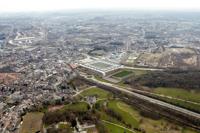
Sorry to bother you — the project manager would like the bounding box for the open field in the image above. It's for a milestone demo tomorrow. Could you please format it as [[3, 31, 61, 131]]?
[[154, 87, 200, 103], [19, 112, 44, 133], [107, 100, 139, 128], [62, 102, 89, 112], [153, 95, 200, 113], [130, 69, 148, 76], [58, 122, 73, 132], [100, 99, 199, 133], [102, 120, 135, 133], [150, 87, 200, 113], [79, 87, 112, 99]]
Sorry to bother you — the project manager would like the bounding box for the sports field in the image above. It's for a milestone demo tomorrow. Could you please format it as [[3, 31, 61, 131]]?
[[112, 70, 133, 78]]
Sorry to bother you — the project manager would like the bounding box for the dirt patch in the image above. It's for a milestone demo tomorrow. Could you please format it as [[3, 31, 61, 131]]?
[[0, 73, 20, 85], [48, 105, 64, 112]]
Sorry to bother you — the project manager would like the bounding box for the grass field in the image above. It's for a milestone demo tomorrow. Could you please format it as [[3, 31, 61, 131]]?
[[58, 123, 73, 132], [94, 75, 112, 83], [19, 112, 44, 133], [112, 70, 133, 78], [80, 87, 112, 99], [102, 121, 135, 133], [154, 87, 200, 103], [107, 100, 139, 128], [154, 95, 200, 113], [41, 86, 199, 133], [131, 69, 148, 76], [152, 87, 200, 113], [104, 100, 199, 133], [62, 102, 89, 112]]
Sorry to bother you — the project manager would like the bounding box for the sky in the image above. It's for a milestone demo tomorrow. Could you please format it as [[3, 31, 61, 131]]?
[[0, 0, 200, 12]]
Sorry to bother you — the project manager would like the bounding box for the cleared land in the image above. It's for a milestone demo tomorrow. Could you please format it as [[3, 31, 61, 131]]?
[[0, 73, 20, 85], [19, 112, 44, 133]]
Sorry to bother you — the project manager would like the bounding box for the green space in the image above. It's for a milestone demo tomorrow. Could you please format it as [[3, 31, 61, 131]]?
[[112, 70, 133, 78], [62, 102, 89, 112], [154, 87, 200, 103], [107, 100, 139, 128], [58, 123, 73, 132], [94, 75, 112, 83], [130, 69, 148, 76], [41, 86, 200, 133], [19, 112, 44, 133], [80, 87, 112, 99], [58, 123, 69, 129], [97, 110, 124, 125], [151, 87, 200, 113], [102, 121, 135, 133], [153, 95, 200, 113]]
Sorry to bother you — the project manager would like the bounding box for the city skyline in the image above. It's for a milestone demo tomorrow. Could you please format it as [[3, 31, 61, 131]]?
[[1, 0, 200, 12]]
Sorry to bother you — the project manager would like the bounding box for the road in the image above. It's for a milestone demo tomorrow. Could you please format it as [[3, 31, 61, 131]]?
[[81, 75, 200, 120], [122, 66, 163, 71], [101, 120, 136, 133]]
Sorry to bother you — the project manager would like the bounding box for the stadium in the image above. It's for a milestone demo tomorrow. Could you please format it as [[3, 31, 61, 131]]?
[[79, 60, 121, 77]]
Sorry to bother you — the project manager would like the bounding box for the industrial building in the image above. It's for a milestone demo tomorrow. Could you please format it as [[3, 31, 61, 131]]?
[[78, 60, 121, 77]]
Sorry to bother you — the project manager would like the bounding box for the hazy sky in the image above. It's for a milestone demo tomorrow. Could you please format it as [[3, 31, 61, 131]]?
[[0, 0, 200, 12]]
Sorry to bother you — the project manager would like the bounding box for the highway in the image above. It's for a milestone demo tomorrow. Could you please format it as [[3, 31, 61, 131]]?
[[122, 66, 163, 71], [81, 75, 200, 120]]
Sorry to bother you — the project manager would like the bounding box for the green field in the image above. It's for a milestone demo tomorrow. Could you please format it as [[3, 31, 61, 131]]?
[[58, 123, 73, 132], [107, 100, 139, 128], [94, 75, 113, 83], [154, 87, 200, 103], [131, 69, 148, 76], [102, 121, 135, 133], [153, 95, 200, 113], [80, 87, 112, 99], [113, 70, 133, 78], [152, 87, 200, 113], [41, 86, 200, 133], [19, 112, 44, 133], [62, 102, 89, 112]]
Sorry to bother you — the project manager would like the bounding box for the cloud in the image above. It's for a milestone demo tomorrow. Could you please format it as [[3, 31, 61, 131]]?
[[0, 0, 200, 12]]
